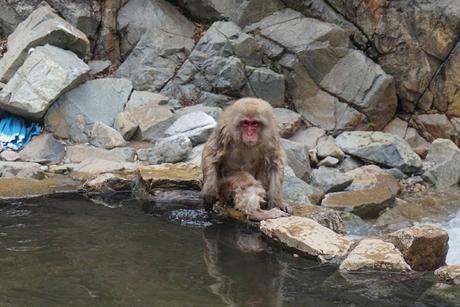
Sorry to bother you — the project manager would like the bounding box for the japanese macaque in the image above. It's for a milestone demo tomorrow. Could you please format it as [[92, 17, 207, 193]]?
[[201, 98, 290, 221]]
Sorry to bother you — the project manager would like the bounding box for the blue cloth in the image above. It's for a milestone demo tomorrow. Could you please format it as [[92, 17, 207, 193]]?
[[0, 115, 42, 151]]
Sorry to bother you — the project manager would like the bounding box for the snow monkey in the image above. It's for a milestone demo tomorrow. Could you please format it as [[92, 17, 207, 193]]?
[[201, 98, 290, 221]]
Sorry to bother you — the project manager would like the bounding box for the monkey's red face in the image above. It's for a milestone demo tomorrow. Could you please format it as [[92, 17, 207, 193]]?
[[240, 119, 261, 146]]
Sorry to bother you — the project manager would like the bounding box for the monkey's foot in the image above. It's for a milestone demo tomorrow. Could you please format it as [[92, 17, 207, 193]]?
[[248, 208, 289, 221]]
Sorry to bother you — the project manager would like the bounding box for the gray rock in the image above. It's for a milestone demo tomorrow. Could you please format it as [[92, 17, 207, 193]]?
[[321, 188, 395, 219], [185, 144, 205, 166], [340, 238, 411, 272], [88, 60, 111, 75], [123, 91, 173, 141], [90, 121, 127, 149], [117, 0, 194, 58], [248, 9, 396, 130], [317, 156, 339, 167], [0, 161, 44, 179], [161, 21, 263, 104], [178, 0, 284, 26], [281, 0, 368, 49], [422, 42, 460, 116], [316, 136, 344, 160], [253, 35, 284, 59], [0, 3, 89, 83], [281, 139, 311, 181], [405, 127, 430, 158], [72, 158, 137, 179], [345, 165, 401, 197], [273, 108, 303, 138], [283, 166, 323, 205], [0, 45, 89, 119], [310, 166, 352, 193], [117, 30, 194, 91], [384, 224, 448, 271], [0, 150, 19, 161], [335, 131, 422, 174], [0, 0, 101, 44], [323, 1, 460, 112], [435, 265, 460, 285], [164, 111, 216, 146], [414, 114, 456, 141], [336, 155, 363, 172], [383, 117, 408, 138], [242, 66, 285, 107], [260, 216, 353, 263], [148, 135, 192, 164], [65, 144, 136, 163], [289, 127, 326, 150], [422, 139, 460, 188], [19, 133, 65, 165], [114, 111, 138, 141], [45, 78, 133, 142]]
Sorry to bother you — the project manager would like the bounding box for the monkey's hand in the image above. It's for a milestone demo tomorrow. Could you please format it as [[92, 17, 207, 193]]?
[[201, 182, 218, 211], [269, 198, 292, 214]]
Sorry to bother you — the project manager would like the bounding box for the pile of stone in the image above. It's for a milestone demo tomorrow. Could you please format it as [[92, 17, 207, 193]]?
[[0, 0, 459, 283]]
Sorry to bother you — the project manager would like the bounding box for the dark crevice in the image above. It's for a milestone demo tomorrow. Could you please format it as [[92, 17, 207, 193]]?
[[318, 0, 381, 58], [416, 34, 460, 109]]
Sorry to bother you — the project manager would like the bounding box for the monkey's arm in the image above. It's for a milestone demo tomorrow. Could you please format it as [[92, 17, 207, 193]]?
[[267, 150, 291, 213], [201, 134, 220, 210]]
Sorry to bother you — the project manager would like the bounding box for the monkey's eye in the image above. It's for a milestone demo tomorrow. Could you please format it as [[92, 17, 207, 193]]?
[[240, 120, 260, 128]]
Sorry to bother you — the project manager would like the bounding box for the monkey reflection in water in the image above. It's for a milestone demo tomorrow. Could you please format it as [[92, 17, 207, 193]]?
[[203, 224, 288, 306], [201, 98, 291, 221]]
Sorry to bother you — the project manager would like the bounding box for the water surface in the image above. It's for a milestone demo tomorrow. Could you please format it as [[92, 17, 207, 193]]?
[[0, 193, 459, 307]]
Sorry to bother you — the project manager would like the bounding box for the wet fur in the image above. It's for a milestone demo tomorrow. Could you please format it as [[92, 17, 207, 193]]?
[[201, 98, 288, 221]]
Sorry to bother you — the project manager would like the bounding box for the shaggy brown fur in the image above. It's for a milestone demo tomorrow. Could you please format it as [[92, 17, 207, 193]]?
[[201, 98, 289, 221]]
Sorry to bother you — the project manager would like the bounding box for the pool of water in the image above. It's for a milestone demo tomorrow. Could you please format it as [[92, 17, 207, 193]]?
[[0, 193, 458, 307]]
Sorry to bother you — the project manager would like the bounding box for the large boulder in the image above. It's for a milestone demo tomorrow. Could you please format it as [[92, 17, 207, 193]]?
[[0, 45, 89, 119], [273, 108, 303, 138], [421, 42, 460, 116], [281, 139, 311, 181], [310, 166, 352, 193], [45, 78, 133, 142], [336, 131, 422, 173], [321, 188, 395, 219], [435, 265, 460, 285], [321, 1, 460, 113], [289, 127, 325, 150], [0, 161, 44, 179], [161, 22, 271, 106], [283, 166, 323, 205], [19, 133, 65, 165], [414, 114, 456, 141], [90, 121, 127, 149], [246, 8, 397, 131], [260, 216, 353, 262], [123, 91, 174, 141], [0, 3, 90, 83], [147, 135, 192, 164], [345, 165, 401, 196], [422, 139, 460, 188], [340, 238, 411, 273], [164, 111, 216, 146], [72, 158, 137, 180], [138, 162, 202, 191], [384, 224, 449, 271], [116, 0, 195, 91], [0, 0, 101, 43]]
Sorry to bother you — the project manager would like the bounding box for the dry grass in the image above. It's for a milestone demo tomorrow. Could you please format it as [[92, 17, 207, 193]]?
[[193, 22, 208, 44]]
